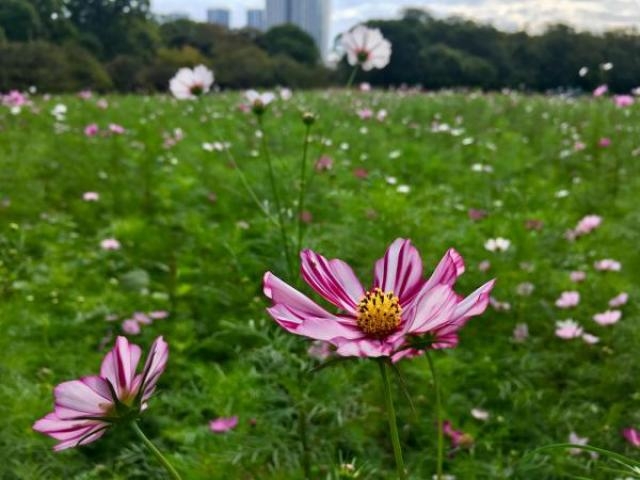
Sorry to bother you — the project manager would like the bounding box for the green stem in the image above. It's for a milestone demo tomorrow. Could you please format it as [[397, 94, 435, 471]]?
[[379, 360, 407, 479], [131, 421, 182, 480], [296, 123, 312, 253], [425, 351, 443, 480], [346, 65, 359, 90], [257, 115, 294, 278]]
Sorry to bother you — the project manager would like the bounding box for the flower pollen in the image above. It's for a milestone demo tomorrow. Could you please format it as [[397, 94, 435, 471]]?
[[356, 288, 402, 338]]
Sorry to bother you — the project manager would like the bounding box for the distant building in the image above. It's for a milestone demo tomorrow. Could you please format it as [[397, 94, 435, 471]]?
[[247, 9, 266, 31], [266, 0, 330, 58], [207, 8, 230, 28]]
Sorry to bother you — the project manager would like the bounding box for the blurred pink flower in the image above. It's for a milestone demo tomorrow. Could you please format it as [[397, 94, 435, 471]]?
[[209, 416, 238, 433], [443, 420, 474, 448], [96, 99, 109, 109], [149, 311, 169, 320], [359, 82, 371, 92], [556, 291, 580, 308], [609, 292, 628, 308], [122, 319, 141, 335], [78, 90, 92, 100], [315, 155, 334, 172], [2, 90, 27, 107], [513, 323, 529, 342], [100, 238, 121, 251], [84, 123, 99, 136], [353, 167, 369, 179], [133, 312, 152, 325], [108, 123, 125, 134], [593, 309, 621, 326], [614, 95, 634, 107], [555, 319, 583, 339], [468, 208, 487, 221], [573, 214, 602, 236], [478, 260, 491, 272], [623, 428, 640, 447], [357, 108, 373, 120], [594, 259, 621, 271], [582, 333, 599, 344], [574, 141, 586, 151], [308, 341, 333, 361], [489, 297, 511, 312], [33, 336, 168, 450], [169, 65, 214, 100], [263, 238, 494, 359], [300, 210, 313, 224], [341, 25, 392, 71], [593, 84, 608, 97], [569, 271, 586, 282], [568, 432, 597, 457], [598, 137, 611, 148], [82, 192, 99, 202]]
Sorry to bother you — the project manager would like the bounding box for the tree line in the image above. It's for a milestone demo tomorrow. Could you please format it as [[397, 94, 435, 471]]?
[[0, 2, 638, 93]]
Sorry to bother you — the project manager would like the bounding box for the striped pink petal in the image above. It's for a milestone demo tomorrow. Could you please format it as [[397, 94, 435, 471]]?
[[403, 284, 459, 334], [100, 336, 142, 398], [136, 336, 169, 403], [53, 377, 113, 418], [373, 238, 424, 304], [300, 249, 364, 313]]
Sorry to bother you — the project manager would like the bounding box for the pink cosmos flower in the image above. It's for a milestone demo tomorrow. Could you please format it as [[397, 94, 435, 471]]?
[[555, 319, 583, 339], [33, 336, 168, 451], [109, 123, 125, 135], [593, 309, 621, 326], [244, 90, 275, 114], [209, 416, 238, 433], [623, 428, 640, 447], [468, 208, 487, 221], [122, 319, 141, 335], [593, 84, 608, 97], [149, 311, 170, 320], [353, 167, 369, 179], [96, 99, 109, 109], [78, 90, 93, 100], [443, 420, 474, 448], [359, 82, 372, 92], [573, 215, 602, 236], [263, 238, 495, 359], [3, 90, 27, 107], [478, 260, 491, 272], [169, 65, 214, 100], [570, 271, 586, 282], [609, 292, 628, 308], [614, 95, 634, 108], [357, 108, 374, 120], [341, 25, 392, 71], [574, 141, 586, 151], [82, 191, 99, 202], [513, 323, 529, 342], [582, 333, 600, 344], [555, 291, 580, 308], [84, 123, 99, 137], [568, 432, 597, 457], [598, 137, 611, 148], [308, 341, 333, 361], [315, 155, 333, 172], [133, 312, 152, 325], [594, 259, 621, 271], [100, 238, 121, 251]]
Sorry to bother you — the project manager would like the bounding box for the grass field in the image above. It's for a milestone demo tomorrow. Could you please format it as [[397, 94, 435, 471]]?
[[1, 89, 639, 479]]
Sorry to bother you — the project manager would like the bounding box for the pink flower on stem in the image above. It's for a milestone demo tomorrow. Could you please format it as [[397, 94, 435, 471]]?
[[33, 336, 169, 450], [614, 95, 634, 108], [570, 271, 586, 283], [593, 84, 608, 97], [573, 215, 602, 236], [609, 292, 628, 308], [357, 108, 373, 120], [315, 155, 334, 172], [84, 123, 99, 137], [209, 416, 238, 433], [109, 123, 125, 135], [100, 238, 121, 251], [623, 428, 640, 447], [263, 238, 495, 360], [443, 420, 474, 448], [122, 319, 141, 335], [594, 259, 621, 271], [555, 291, 580, 308], [593, 309, 621, 326]]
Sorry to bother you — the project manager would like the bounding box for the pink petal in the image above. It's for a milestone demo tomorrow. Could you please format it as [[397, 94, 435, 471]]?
[[422, 248, 465, 293], [100, 336, 142, 398], [334, 338, 392, 357], [53, 377, 113, 418], [136, 336, 169, 403], [403, 284, 459, 334], [374, 238, 424, 304], [300, 249, 365, 314], [210, 416, 238, 433], [266, 304, 363, 342]]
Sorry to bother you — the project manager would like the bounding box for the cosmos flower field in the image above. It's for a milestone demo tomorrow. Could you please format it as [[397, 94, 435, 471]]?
[[1, 88, 639, 479]]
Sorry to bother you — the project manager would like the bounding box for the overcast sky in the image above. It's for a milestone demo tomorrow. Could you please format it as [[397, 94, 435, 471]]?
[[152, 0, 640, 46]]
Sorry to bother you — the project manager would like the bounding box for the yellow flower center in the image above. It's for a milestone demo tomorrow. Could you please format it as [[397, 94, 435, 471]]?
[[356, 288, 402, 338]]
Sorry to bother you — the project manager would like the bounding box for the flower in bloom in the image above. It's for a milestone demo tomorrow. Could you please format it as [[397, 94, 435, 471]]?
[[555, 319, 583, 339], [468, 208, 487, 221], [359, 82, 372, 91], [314, 155, 334, 172], [598, 137, 611, 148], [122, 319, 141, 335], [2, 90, 27, 107], [555, 291, 580, 308], [615, 95, 634, 108], [513, 323, 529, 342], [263, 238, 495, 359], [209, 416, 238, 433], [623, 428, 640, 447], [609, 292, 628, 308], [593, 84, 608, 97], [570, 271, 586, 282], [308, 341, 333, 361], [169, 65, 214, 100], [443, 420, 474, 448], [244, 90, 275, 114], [149, 311, 170, 320], [478, 260, 491, 272], [33, 336, 168, 450], [279, 87, 292, 100], [568, 432, 597, 457], [341, 25, 392, 71], [82, 192, 99, 202], [573, 215, 602, 236], [108, 123, 125, 135], [582, 333, 599, 344], [471, 408, 490, 421], [84, 123, 99, 136], [100, 238, 121, 251], [484, 237, 510, 252], [593, 309, 621, 326], [594, 259, 621, 271]]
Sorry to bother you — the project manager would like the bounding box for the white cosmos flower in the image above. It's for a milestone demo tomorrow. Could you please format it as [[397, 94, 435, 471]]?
[[484, 237, 510, 252], [245, 90, 276, 112], [169, 65, 214, 100], [341, 25, 392, 71]]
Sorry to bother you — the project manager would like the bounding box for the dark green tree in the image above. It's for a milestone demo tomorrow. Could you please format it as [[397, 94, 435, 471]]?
[[0, 0, 41, 41], [259, 24, 320, 65]]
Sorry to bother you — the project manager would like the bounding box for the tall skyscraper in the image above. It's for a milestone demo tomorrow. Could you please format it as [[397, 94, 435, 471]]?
[[247, 9, 266, 31], [265, 0, 330, 59], [207, 8, 230, 28]]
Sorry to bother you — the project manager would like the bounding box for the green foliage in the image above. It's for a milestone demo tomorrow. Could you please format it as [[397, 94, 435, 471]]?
[[0, 0, 41, 41], [259, 24, 320, 66]]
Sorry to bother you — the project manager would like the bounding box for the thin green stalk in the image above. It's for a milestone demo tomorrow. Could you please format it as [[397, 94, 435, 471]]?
[[296, 123, 312, 253], [257, 115, 294, 278], [131, 421, 182, 480], [426, 351, 443, 480], [346, 65, 359, 90], [379, 360, 407, 479]]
